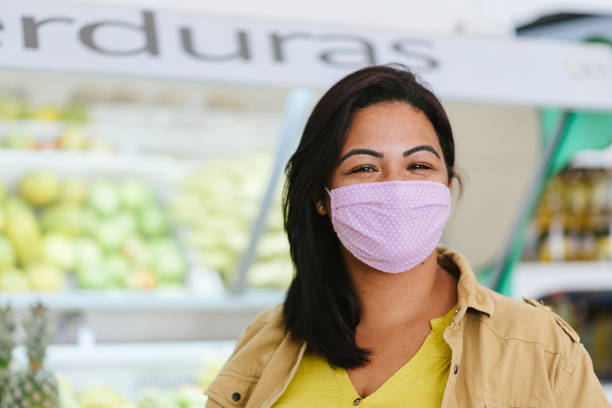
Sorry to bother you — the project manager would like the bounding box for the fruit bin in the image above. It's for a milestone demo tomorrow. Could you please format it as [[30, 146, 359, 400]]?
[[10, 340, 236, 402], [0, 148, 205, 290]]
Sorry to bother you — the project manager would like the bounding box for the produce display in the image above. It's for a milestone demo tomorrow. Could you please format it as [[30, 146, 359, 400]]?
[[53, 356, 219, 408], [0, 128, 115, 153], [172, 152, 293, 289], [1, 302, 224, 407], [524, 167, 612, 262], [0, 96, 88, 123], [0, 94, 115, 153], [0, 172, 186, 291], [58, 381, 204, 408], [1, 304, 59, 408]]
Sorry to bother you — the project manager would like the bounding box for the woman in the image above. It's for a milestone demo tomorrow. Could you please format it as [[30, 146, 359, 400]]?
[[205, 65, 608, 407]]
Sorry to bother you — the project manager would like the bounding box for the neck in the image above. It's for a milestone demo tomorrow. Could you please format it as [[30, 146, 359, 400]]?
[[344, 248, 458, 332]]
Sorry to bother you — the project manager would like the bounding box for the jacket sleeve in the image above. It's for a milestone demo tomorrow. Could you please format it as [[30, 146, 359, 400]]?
[[204, 305, 283, 407], [554, 342, 610, 408], [203, 322, 265, 408]]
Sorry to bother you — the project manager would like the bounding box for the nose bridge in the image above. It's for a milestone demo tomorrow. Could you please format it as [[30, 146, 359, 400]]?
[[380, 155, 405, 182]]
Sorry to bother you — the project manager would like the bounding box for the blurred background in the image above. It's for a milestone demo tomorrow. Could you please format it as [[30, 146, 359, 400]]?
[[0, 0, 611, 406]]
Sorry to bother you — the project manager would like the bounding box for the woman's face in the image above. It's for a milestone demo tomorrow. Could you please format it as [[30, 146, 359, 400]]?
[[329, 101, 451, 191]]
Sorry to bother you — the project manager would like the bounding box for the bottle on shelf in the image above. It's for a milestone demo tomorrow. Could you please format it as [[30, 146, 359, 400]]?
[[530, 167, 612, 263]]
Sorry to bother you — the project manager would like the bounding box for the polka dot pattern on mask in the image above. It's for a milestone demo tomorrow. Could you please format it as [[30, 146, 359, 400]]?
[[329, 180, 451, 273]]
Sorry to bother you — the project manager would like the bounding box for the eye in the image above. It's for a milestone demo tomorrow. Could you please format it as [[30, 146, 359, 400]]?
[[408, 163, 432, 170], [349, 165, 376, 174]]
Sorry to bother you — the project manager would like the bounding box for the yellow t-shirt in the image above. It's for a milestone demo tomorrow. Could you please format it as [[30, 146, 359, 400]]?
[[273, 304, 457, 408]]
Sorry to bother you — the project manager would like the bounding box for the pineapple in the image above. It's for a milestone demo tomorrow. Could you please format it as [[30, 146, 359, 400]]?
[[1, 304, 58, 408], [0, 306, 17, 405]]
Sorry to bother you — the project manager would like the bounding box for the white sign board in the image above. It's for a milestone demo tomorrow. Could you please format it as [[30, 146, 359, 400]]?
[[1, 0, 612, 109]]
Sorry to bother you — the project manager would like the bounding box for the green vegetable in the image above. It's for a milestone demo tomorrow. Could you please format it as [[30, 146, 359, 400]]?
[[114, 212, 138, 237], [75, 264, 110, 290], [73, 238, 103, 272], [0, 269, 29, 290], [61, 104, 88, 123], [60, 178, 87, 204], [79, 386, 129, 408], [80, 208, 100, 237], [96, 218, 128, 251], [104, 255, 131, 288], [58, 127, 87, 150], [0, 235, 16, 271], [27, 264, 65, 291], [5, 132, 34, 149], [42, 233, 75, 271], [19, 171, 60, 207], [4, 198, 42, 267], [149, 240, 185, 284], [88, 181, 120, 216], [139, 205, 167, 238], [40, 204, 85, 237], [120, 179, 154, 211]]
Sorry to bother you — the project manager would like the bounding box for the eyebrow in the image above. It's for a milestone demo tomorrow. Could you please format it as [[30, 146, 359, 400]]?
[[403, 145, 440, 159], [339, 145, 440, 163], [339, 148, 383, 163]]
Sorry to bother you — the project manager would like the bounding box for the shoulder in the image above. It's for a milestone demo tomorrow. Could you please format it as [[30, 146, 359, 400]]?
[[466, 287, 609, 406], [220, 304, 291, 376], [474, 286, 580, 355], [252, 303, 285, 327], [205, 304, 303, 406]]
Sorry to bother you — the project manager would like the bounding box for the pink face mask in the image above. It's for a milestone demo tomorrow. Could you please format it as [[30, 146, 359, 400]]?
[[326, 180, 451, 273]]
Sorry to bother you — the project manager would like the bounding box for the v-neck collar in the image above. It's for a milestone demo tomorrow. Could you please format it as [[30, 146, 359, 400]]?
[[338, 303, 457, 403]]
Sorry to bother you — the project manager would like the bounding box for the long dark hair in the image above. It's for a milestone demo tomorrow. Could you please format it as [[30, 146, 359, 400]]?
[[282, 64, 458, 368]]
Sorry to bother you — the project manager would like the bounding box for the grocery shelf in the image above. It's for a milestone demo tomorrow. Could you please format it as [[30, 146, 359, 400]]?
[[1, 289, 286, 342], [0, 149, 183, 187], [513, 262, 612, 300], [11, 340, 236, 399], [0, 289, 285, 311]]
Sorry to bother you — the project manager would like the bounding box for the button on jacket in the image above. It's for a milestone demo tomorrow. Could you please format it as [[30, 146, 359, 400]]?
[[205, 247, 610, 407]]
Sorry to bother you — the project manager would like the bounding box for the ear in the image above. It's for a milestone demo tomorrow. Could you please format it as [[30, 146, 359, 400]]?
[[310, 186, 327, 214], [315, 200, 327, 215]]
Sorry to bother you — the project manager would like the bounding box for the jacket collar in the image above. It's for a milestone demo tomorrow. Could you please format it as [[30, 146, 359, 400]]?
[[437, 247, 495, 318]]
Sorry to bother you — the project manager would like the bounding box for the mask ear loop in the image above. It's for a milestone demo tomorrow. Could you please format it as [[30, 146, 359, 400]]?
[[324, 186, 331, 195]]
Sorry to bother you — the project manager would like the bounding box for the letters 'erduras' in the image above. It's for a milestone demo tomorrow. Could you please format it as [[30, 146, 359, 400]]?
[[10, 9, 439, 70]]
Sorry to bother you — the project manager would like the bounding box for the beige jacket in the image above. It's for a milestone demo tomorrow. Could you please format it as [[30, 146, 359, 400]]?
[[206, 248, 610, 407]]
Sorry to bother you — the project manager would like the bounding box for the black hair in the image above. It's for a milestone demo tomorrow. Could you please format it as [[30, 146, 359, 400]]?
[[282, 64, 459, 368]]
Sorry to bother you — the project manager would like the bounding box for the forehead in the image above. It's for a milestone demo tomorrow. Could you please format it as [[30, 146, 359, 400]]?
[[343, 102, 440, 151]]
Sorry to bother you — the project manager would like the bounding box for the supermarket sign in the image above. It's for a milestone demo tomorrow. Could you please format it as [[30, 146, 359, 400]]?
[[1, 1, 612, 109]]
